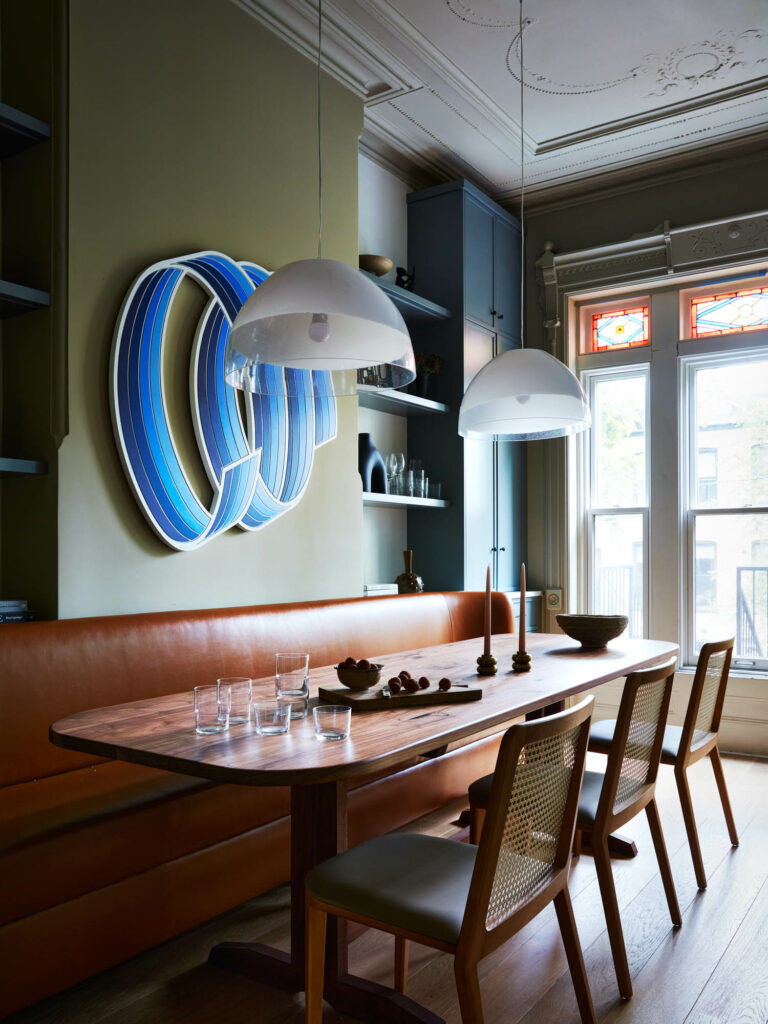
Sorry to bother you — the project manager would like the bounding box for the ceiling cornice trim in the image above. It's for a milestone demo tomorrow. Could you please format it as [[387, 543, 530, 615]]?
[[536, 76, 768, 154]]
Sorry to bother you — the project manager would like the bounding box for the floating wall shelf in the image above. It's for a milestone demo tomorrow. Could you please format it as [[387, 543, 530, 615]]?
[[363, 492, 450, 511], [357, 389, 449, 417], [0, 102, 50, 159], [0, 279, 50, 319], [0, 457, 47, 477], [360, 270, 451, 323]]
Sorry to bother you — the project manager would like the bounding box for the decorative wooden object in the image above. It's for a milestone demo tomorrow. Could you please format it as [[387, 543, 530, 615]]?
[[318, 682, 481, 711], [512, 562, 532, 672], [477, 566, 497, 676], [50, 633, 677, 1024]]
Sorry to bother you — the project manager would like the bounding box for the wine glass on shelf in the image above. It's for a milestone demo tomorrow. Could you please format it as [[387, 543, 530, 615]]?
[[386, 453, 398, 490], [394, 452, 406, 496]]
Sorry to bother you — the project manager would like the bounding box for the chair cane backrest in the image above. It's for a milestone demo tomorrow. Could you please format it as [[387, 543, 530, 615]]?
[[598, 659, 677, 821], [680, 639, 734, 757], [462, 697, 594, 939]]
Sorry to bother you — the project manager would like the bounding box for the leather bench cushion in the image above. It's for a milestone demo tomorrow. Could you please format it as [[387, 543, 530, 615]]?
[[2, 592, 514, 787], [0, 761, 289, 925]]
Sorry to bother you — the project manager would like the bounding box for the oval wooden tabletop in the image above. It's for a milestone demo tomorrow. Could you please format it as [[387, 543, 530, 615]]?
[[49, 633, 678, 786]]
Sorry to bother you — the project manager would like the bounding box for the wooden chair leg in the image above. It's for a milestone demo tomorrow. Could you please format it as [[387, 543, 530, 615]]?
[[454, 958, 484, 1024], [469, 805, 484, 845], [645, 798, 682, 927], [394, 936, 409, 994], [709, 747, 739, 846], [554, 887, 597, 1024], [573, 827, 583, 856], [305, 898, 327, 1024], [675, 765, 708, 890], [593, 836, 632, 999]]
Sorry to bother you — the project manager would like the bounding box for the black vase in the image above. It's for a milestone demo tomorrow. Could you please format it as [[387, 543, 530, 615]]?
[[358, 433, 389, 494]]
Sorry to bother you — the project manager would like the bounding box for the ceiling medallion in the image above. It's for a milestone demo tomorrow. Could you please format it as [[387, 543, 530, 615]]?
[[445, 4, 767, 99]]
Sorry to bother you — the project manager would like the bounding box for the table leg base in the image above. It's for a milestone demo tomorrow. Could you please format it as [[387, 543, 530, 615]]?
[[327, 974, 445, 1024], [208, 944, 445, 1022], [579, 830, 638, 859], [208, 942, 302, 992]]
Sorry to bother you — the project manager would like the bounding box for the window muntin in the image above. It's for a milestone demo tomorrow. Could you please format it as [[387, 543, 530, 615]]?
[[591, 305, 649, 352], [690, 286, 768, 338]]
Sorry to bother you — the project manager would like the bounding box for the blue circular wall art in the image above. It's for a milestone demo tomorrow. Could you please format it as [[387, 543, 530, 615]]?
[[110, 251, 337, 551]]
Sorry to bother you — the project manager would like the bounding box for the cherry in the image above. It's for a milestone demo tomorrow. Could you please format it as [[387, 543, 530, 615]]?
[[438, 678, 452, 691], [418, 676, 430, 689]]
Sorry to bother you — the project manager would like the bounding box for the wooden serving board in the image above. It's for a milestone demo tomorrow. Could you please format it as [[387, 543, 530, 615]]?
[[317, 682, 483, 712]]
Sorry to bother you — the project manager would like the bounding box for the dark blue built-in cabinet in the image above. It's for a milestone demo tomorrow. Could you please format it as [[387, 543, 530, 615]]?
[[405, 179, 524, 593]]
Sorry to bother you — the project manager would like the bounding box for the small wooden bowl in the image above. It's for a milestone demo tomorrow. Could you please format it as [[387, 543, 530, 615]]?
[[336, 663, 383, 690], [556, 614, 629, 650], [359, 254, 393, 277]]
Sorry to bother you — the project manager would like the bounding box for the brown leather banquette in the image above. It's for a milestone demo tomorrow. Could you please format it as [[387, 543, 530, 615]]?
[[0, 590, 515, 1016]]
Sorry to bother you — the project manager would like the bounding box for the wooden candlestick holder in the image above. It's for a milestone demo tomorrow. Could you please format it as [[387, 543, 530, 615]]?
[[476, 652, 498, 676], [512, 650, 532, 673]]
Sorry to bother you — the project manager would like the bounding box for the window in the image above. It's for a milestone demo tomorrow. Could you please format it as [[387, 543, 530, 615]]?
[[590, 305, 649, 352], [576, 273, 768, 672], [690, 286, 768, 338], [582, 368, 648, 638], [684, 352, 768, 664]]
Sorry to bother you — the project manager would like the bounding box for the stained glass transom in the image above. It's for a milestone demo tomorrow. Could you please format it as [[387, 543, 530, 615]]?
[[690, 287, 768, 338], [591, 306, 649, 352]]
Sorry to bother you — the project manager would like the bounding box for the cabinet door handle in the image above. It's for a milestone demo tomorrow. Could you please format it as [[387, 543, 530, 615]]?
[[499, 547, 506, 552], [496, 313, 504, 320], [489, 308, 497, 316], [490, 546, 497, 552]]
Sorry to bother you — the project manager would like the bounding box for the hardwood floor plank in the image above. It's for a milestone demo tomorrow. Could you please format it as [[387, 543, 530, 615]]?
[[680, 875, 768, 1024]]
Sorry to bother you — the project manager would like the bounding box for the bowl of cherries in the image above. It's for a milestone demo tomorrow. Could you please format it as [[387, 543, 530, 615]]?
[[336, 657, 383, 690]]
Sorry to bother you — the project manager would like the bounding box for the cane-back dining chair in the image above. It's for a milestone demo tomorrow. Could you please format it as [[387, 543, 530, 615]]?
[[589, 637, 737, 890], [304, 697, 597, 1024], [576, 658, 681, 999]]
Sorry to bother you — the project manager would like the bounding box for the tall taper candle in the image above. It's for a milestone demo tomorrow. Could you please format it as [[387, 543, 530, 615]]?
[[518, 563, 526, 651], [484, 564, 492, 656]]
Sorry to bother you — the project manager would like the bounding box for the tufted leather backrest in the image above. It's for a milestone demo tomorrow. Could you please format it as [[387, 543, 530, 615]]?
[[1, 591, 515, 787]]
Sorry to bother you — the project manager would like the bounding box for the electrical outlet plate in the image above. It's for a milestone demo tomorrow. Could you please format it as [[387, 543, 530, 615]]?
[[545, 588, 562, 612]]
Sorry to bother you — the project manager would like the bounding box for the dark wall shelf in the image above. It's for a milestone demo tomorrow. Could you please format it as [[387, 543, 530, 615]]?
[[357, 389, 449, 417], [0, 102, 50, 159], [0, 457, 47, 478], [0, 279, 50, 319], [361, 270, 451, 323]]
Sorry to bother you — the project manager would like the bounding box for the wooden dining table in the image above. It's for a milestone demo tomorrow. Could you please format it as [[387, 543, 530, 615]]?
[[50, 631, 678, 1024]]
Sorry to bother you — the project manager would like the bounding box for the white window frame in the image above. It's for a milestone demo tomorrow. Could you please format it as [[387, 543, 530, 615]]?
[[580, 362, 650, 639], [680, 344, 768, 672]]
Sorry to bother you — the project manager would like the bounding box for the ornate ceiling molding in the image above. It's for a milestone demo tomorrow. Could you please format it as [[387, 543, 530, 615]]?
[[233, 0, 768, 204]]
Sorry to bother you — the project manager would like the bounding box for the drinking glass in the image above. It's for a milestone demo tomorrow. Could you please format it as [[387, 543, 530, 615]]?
[[194, 684, 230, 735], [313, 705, 351, 741], [253, 701, 291, 735], [218, 676, 252, 725], [275, 652, 310, 719]]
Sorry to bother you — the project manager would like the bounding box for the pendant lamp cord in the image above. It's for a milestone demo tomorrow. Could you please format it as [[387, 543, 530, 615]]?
[[317, 0, 324, 259], [519, 0, 525, 348]]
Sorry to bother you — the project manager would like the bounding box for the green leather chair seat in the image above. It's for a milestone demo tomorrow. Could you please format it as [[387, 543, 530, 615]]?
[[305, 833, 477, 946], [589, 719, 685, 764], [576, 769, 607, 827]]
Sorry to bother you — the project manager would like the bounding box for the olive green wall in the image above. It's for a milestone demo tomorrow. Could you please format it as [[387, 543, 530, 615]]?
[[523, 149, 768, 594], [60, 0, 364, 617]]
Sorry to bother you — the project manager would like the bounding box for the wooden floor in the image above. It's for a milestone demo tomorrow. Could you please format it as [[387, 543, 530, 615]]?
[[10, 753, 768, 1024]]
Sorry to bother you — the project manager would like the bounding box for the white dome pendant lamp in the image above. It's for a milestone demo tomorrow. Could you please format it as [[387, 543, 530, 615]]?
[[225, 0, 415, 398], [458, 0, 590, 440]]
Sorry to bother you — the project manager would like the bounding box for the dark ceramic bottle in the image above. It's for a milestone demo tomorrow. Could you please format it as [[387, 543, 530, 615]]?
[[395, 549, 423, 593], [358, 433, 388, 494]]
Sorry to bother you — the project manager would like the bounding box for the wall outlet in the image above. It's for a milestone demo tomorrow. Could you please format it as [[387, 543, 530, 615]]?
[[544, 588, 562, 612]]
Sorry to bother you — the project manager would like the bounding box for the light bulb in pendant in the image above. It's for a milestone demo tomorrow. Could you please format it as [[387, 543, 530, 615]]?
[[308, 313, 331, 343]]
